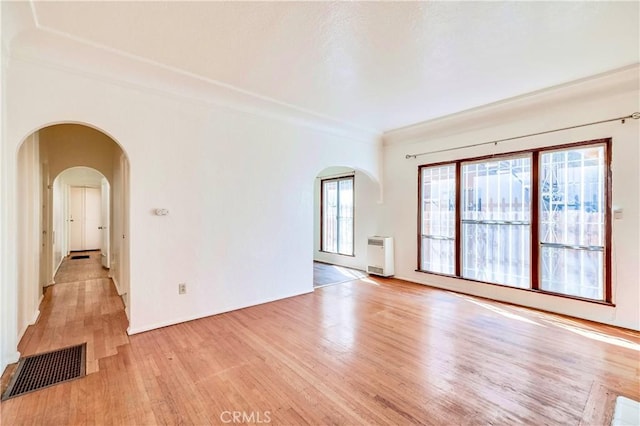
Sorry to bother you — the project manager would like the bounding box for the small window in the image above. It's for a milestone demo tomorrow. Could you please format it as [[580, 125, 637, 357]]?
[[321, 176, 354, 256]]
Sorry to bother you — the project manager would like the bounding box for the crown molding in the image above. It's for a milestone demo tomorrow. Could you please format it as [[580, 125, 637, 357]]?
[[383, 64, 640, 147], [8, 26, 381, 146]]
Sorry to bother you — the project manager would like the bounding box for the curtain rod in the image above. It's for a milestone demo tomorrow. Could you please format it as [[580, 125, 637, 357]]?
[[405, 111, 640, 160]]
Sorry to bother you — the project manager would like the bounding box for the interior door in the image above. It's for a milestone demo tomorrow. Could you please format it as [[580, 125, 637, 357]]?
[[69, 186, 102, 251], [100, 179, 110, 268], [69, 187, 84, 251], [84, 187, 101, 250]]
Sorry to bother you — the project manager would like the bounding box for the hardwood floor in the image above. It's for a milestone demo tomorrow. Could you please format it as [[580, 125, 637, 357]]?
[[54, 250, 110, 285], [10, 251, 128, 376], [1, 254, 638, 425], [313, 261, 366, 287]]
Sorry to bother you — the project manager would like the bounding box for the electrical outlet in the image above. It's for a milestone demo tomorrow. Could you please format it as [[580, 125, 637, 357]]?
[[178, 283, 186, 295]]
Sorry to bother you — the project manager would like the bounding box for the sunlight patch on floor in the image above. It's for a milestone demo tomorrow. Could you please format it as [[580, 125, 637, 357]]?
[[551, 323, 640, 352], [454, 293, 640, 351], [463, 297, 544, 327]]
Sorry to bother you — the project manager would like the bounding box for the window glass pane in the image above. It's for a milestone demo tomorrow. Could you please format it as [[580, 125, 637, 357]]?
[[463, 223, 530, 287], [420, 164, 456, 274], [338, 178, 354, 255], [321, 177, 354, 255], [322, 181, 338, 253], [461, 156, 531, 287], [540, 247, 603, 300], [421, 238, 455, 275], [539, 145, 605, 299]]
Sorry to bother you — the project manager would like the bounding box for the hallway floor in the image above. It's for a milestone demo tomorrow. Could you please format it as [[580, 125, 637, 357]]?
[[54, 250, 110, 284], [7, 251, 128, 379], [1, 253, 639, 424]]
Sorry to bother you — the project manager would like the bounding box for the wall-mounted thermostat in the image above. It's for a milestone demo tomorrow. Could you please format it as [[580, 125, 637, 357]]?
[[613, 206, 623, 219], [155, 208, 169, 216]]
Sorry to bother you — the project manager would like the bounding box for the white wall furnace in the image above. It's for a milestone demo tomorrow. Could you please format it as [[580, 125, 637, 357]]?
[[366, 236, 394, 277]]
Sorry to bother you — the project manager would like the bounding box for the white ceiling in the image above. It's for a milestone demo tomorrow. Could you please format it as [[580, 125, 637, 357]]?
[[14, 2, 640, 132]]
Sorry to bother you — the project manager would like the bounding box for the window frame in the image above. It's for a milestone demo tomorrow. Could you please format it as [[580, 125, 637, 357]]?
[[417, 138, 612, 305], [417, 163, 458, 276], [460, 153, 532, 288], [320, 175, 355, 257]]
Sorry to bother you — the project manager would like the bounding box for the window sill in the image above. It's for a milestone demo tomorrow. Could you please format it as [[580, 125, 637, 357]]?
[[414, 269, 615, 307]]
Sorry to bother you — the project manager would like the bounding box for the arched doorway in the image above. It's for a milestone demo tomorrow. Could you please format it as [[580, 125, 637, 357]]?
[[312, 166, 379, 288], [15, 123, 131, 348], [53, 167, 110, 273]]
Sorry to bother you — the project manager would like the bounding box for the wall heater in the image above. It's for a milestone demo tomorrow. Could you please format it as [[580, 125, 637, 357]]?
[[366, 236, 394, 277]]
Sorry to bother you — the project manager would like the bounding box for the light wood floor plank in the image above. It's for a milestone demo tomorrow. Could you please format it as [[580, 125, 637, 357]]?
[[1, 252, 638, 425]]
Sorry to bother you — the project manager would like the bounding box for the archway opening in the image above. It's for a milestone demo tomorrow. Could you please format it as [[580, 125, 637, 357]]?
[[15, 123, 131, 350], [52, 166, 110, 276], [312, 166, 379, 288]]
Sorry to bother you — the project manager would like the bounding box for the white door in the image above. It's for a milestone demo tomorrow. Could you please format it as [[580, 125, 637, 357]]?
[[84, 188, 101, 250], [69, 186, 102, 251], [100, 179, 110, 268], [69, 187, 84, 251]]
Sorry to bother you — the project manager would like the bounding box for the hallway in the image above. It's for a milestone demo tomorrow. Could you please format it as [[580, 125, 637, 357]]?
[[12, 251, 128, 376]]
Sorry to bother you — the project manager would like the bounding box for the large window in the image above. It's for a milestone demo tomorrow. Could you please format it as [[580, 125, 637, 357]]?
[[418, 139, 611, 303], [539, 145, 606, 300], [462, 156, 531, 288], [321, 176, 354, 256]]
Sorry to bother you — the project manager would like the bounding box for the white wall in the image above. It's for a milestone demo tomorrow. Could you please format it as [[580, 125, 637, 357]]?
[[16, 133, 43, 341], [0, 35, 380, 374], [382, 68, 640, 330], [52, 175, 68, 273], [109, 152, 130, 315], [0, 2, 18, 372], [313, 167, 380, 271]]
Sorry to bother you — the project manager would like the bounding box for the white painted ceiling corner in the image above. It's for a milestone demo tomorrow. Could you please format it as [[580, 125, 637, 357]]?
[[382, 64, 640, 147]]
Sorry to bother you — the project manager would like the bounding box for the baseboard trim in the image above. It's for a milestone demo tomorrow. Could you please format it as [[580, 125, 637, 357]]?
[[1, 351, 22, 373], [53, 257, 64, 279], [127, 288, 314, 335], [18, 295, 44, 341], [112, 276, 123, 296], [30, 308, 41, 326], [313, 259, 366, 273], [17, 305, 40, 343]]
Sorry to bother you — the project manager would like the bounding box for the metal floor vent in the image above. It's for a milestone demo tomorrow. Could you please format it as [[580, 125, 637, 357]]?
[[71, 255, 90, 260], [2, 343, 86, 400]]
